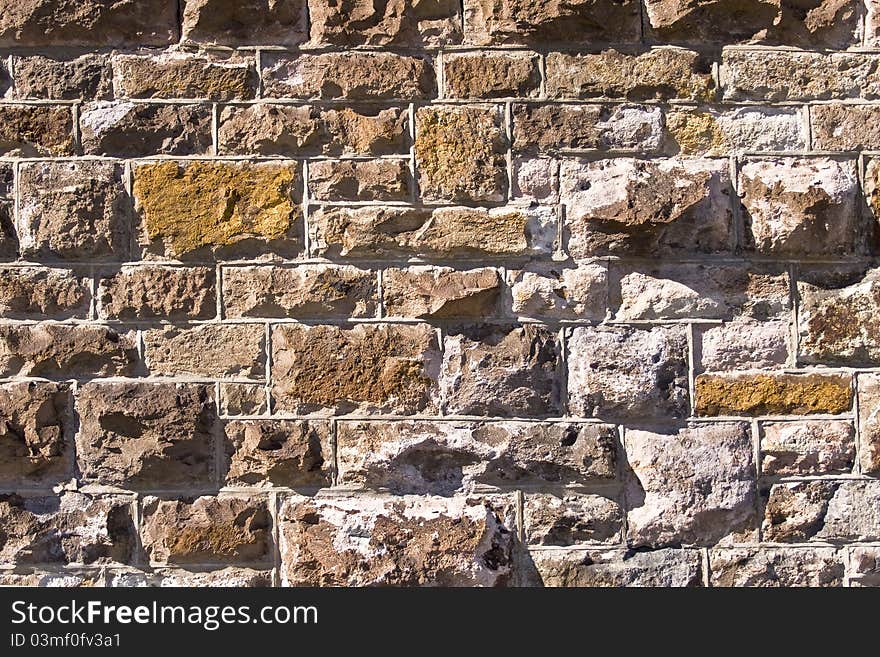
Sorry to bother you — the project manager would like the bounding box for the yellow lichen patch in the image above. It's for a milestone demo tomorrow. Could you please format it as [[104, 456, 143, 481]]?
[[133, 161, 299, 257], [667, 110, 727, 155], [695, 373, 852, 416]]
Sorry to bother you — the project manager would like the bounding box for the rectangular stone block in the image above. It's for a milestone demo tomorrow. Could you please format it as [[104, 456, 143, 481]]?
[[811, 104, 880, 151], [383, 267, 502, 319], [761, 420, 855, 476], [220, 383, 268, 417], [695, 373, 853, 416], [223, 265, 377, 319], [666, 107, 805, 155], [76, 382, 216, 489], [698, 320, 790, 372], [444, 52, 540, 99], [113, 53, 257, 100], [182, 0, 308, 47], [0, 104, 74, 156], [509, 263, 608, 321], [0, 267, 90, 319], [858, 373, 880, 474], [144, 324, 265, 379], [531, 548, 703, 587], [98, 265, 216, 321], [0, 201, 16, 260], [308, 159, 411, 202], [524, 493, 623, 546], [709, 548, 844, 587], [12, 54, 113, 100], [850, 547, 880, 587]]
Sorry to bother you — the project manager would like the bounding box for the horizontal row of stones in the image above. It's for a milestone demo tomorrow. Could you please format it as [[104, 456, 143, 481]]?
[[0, 0, 877, 50]]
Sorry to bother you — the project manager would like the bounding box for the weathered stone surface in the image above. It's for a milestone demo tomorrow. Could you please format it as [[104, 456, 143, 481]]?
[[383, 267, 502, 319], [524, 494, 622, 546], [0, 164, 13, 198], [272, 324, 440, 414], [740, 158, 862, 256], [134, 161, 302, 260], [645, 0, 861, 48], [762, 481, 845, 542], [709, 548, 844, 587], [114, 54, 257, 100], [309, 0, 461, 46], [308, 159, 410, 202], [812, 104, 880, 151], [80, 102, 213, 157], [531, 548, 703, 587], [12, 54, 112, 100], [0, 104, 74, 156], [444, 52, 540, 98], [761, 420, 854, 476], [513, 103, 664, 154], [336, 421, 617, 492], [546, 49, 714, 101], [223, 265, 376, 319], [261, 52, 435, 100], [0, 267, 89, 319], [144, 325, 265, 379], [280, 495, 513, 586], [463, 0, 641, 45], [699, 320, 790, 371], [18, 161, 129, 261], [220, 383, 267, 417], [613, 264, 789, 321], [666, 107, 805, 155], [0, 571, 105, 587], [858, 374, 880, 474], [0, 382, 71, 485], [98, 266, 216, 321], [0, 201, 18, 260], [0, 493, 134, 564], [512, 156, 560, 201], [441, 325, 562, 417], [218, 105, 408, 156], [309, 205, 556, 259], [224, 420, 331, 488], [850, 547, 880, 586], [561, 158, 733, 257], [76, 383, 215, 489], [0, 0, 177, 47], [142, 496, 272, 565], [152, 568, 272, 587], [509, 263, 608, 320], [695, 373, 852, 416], [568, 326, 689, 419], [0, 325, 137, 377], [415, 105, 508, 202], [182, 0, 307, 46]]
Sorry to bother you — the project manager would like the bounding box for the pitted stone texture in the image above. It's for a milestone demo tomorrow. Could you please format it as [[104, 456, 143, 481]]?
[[144, 325, 265, 379], [695, 373, 852, 416], [613, 264, 789, 321], [625, 423, 756, 547], [76, 382, 215, 490], [0, 0, 177, 46], [223, 265, 377, 319], [546, 49, 714, 102], [272, 323, 441, 415], [0, 493, 134, 564], [261, 52, 435, 100], [80, 102, 212, 157], [0, 325, 137, 377], [0, 202, 15, 260], [415, 105, 508, 203], [666, 107, 805, 155], [18, 161, 130, 261], [444, 52, 540, 98], [699, 320, 790, 372], [761, 420, 854, 476], [142, 496, 272, 565], [98, 266, 216, 321], [308, 159, 410, 202], [224, 420, 331, 488], [524, 494, 622, 546], [310, 205, 556, 259], [220, 383, 268, 417], [510, 263, 607, 320], [709, 548, 844, 587], [740, 158, 862, 257], [850, 547, 880, 586], [152, 568, 272, 587], [762, 482, 857, 542], [513, 103, 663, 154], [644, 0, 862, 48], [12, 54, 112, 100], [568, 325, 689, 419], [798, 269, 880, 365], [280, 495, 513, 586], [858, 374, 880, 474], [114, 53, 257, 100], [336, 421, 616, 493], [309, 0, 461, 47], [383, 267, 502, 319], [441, 325, 562, 417], [562, 158, 733, 258], [463, 0, 641, 45], [0, 105, 74, 156], [219, 105, 408, 156], [0, 571, 104, 587], [0, 267, 89, 319], [532, 548, 703, 587], [182, 0, 307, 46], [866, 158, 880, 230], [812, 105, 880, 151], [0, 382, 71, 486], [134, 161, 302, 260], [513, 157, 561, 202]]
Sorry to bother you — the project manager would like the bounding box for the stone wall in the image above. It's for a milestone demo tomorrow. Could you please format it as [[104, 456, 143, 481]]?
[[0, 0, 878, 587]]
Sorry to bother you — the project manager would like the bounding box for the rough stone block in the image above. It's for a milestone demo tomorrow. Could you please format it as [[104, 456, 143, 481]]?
[[699, 320, 790, 372], [0, 104, 74, 156], [220, 383, 268, 417], [144, 324, 265, 379], [695, 373, 852, 416], [182, 0, 307, 46], [709, 548, 844, 587], [98, 266, 216, 321], [858, 373, 880, 474], [761, 420, 854, 476], [524, 493, 622, 546], [383, 266, 502, 319], [0, 267, 90, 319], [444, 52, 540, 98], [666, 107, 805, 155], [812, 104, 880, 151], [531, 548, 703, 587], [509, 263, 608, 320], [308, 159, 410, 202], [12, 54, 112, 100], [113, 53, 257, 100]]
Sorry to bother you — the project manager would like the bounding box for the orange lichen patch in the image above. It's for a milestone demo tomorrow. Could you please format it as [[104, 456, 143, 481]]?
[[695, 372, 852, 416]]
